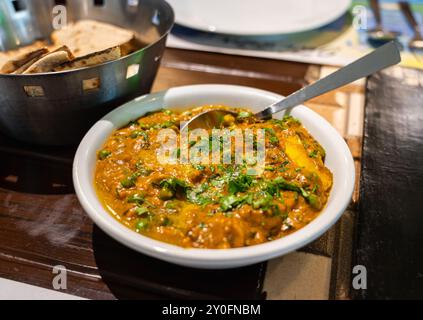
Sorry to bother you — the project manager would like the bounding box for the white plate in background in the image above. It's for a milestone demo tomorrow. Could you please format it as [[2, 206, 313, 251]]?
[[167, 0, 351, 35]]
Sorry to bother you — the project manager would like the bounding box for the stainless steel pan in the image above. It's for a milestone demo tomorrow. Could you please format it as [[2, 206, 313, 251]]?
[[0, 0, 174, 145]]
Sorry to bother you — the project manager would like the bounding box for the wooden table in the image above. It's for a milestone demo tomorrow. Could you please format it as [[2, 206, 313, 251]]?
[[0, 48, 365, 300]]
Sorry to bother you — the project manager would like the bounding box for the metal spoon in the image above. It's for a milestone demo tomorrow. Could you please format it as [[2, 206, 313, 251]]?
[[367, 0, 398, 43], [399, 1, 423, 50], [183, 41, 401, 131]]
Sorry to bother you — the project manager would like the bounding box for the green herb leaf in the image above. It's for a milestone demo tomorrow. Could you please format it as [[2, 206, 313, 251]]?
[[269, 136, 279, 145], [135, 206, 150, 217], [135, 162, 153, 177], [265, 166, 276, 172], [160, 178, 190, 191], [128, 194, 145, 205], [228, 174, 254, 194], [253, 192, 273, 210], [220, 195, 241, 212], [309, 150, 318, 158], [266, 177, 321, 209], [220, 194, 252, 212], [158, 178, 191, 200], [193, 164, 206, 171], [237, 111, 252, 120], [160, 121, 177, 129]]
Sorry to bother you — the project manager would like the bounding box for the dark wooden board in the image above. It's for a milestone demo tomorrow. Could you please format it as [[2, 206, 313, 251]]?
[[354, 68, 423, 299]]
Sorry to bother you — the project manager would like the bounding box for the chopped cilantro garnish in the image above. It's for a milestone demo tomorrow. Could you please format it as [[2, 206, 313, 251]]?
[[158, 178, 190, 200], [135, 206, 150, 217], [228, 174, 254, 194], [135, 162, 153, 177], [237, 111, 252, 120], [309, 150, 318, 158], [160, 121, 176, 129], [220, 195, 244, 212], [128, 194, 145, 205], [269, 136, 279, 145], [131, 130, 148, 139], [193, 164, 206, 171], [252, 192, 273, 210]]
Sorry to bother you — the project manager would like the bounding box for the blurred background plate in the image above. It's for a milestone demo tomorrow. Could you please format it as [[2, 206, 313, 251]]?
[[167, 0, 352, 35]]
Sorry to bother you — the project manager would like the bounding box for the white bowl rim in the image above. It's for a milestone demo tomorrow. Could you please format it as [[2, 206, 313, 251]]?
[[73, 84, 355, 267]]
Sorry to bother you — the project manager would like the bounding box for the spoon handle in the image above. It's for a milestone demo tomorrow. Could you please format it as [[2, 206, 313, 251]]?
[[255, 41, 401, 120]]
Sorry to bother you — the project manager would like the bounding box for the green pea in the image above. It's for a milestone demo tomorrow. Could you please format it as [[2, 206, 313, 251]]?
[[307, 194, 322, 210], [161, 217, 172, 226], [98, 150, 111, 160], [135, 219, 149, 231], [159, 187, 175, 201], [160, 121, 176, 129], [237, 111, 252, 120], [121, 177, 136, 189]]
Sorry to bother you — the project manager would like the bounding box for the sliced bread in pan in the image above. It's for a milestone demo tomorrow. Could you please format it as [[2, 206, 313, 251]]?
[[22, 46, 74, 74], [53, 46, 122, 72], [51, 19, 136, 58], [0, 48, 49, 74]]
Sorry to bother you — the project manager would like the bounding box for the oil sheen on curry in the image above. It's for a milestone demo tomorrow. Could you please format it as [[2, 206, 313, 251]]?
[[95, 106, 333, 249]]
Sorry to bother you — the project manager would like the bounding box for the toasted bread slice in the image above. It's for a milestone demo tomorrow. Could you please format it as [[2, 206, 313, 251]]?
[[1, 20, 139, 74], [0, 48, 49, 74], [51, 19, 136, 58], [22, 46, 74, 74], [54, 46, 121, 72], [0, 41, 48, 72], [13, 55, 47, 74]]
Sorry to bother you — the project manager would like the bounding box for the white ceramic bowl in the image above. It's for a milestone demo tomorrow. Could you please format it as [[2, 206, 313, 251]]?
[[73, 85, 355, 269]]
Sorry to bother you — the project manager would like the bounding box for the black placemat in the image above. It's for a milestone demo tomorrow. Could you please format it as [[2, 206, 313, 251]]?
[[93, 226, 267, 300], [354, 67, 423, 299]]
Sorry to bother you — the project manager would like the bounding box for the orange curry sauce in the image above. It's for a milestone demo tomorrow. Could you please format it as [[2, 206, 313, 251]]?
[[94, 106, 333, 249]]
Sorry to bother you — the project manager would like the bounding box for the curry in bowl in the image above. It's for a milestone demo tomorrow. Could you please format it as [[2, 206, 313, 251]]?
[[94, 106, 333, 249]]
